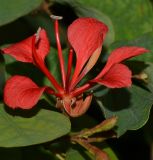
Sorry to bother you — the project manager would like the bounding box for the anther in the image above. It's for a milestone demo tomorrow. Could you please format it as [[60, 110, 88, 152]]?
[[50, 15, 63, 20], [35, 27, 41, 44]]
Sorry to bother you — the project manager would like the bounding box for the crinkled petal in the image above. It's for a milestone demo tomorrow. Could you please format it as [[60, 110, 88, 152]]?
[[94, 63, 132, 88], [63, 94, 93, 117], [4, 75, 46, 109], [95, 46, 149, 79], [68, 18, 108, 87], [2, 29, 50, 63]]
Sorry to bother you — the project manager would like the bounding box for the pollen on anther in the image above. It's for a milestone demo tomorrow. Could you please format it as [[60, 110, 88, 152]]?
[[50, 15, 63, 20], [35, 27, 42, 43]]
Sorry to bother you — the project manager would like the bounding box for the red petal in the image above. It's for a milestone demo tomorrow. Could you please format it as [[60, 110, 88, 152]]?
[[4, 76, 46, 109], [68, 18, 108, 87], [2, 29, 50, 63], [96, 46, 149, 79], [36, 28, 50, 61], [94, 63, 132, 88], [63, 94, 92, 117]]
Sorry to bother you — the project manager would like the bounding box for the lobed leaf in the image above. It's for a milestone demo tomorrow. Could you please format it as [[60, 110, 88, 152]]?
[[0, 104, 71, 147], [96, 85, 153, 136], [78, 0, 153, 40], [0, 0, 43, 26]]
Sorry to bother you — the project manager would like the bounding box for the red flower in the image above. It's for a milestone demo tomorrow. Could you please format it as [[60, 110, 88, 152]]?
[[2, 17, 149, 117]]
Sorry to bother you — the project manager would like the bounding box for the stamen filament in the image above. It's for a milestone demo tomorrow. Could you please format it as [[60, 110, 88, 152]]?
[[69, 71, 84, 90], [32, 36, 63, 93], [69, 64, 81, 91], [54, 19, 66, 89], [71, 83, 93, 97], [45, 87, 63, 98], [66, 49, 73, 92]]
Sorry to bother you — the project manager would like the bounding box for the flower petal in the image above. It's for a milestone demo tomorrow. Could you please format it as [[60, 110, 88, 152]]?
[[95, 46, 149, 79], [94, 63, 132, 88], [4, 75, 46, 109], [63, 94, 93, 117], [68, 18, 108, 87], [2, 29, 50, 63], [36, 28, 50, 61]]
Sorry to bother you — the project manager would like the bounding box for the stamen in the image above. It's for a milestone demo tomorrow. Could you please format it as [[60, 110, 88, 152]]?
[[51, 15, 66, 90], [32, 35, 64, 93], [35, 27, 41, 43], [45, 87, 63, 98], [66, 49, 73, 92], [71, 83, 93, 97], [70, 47, 102, 90]]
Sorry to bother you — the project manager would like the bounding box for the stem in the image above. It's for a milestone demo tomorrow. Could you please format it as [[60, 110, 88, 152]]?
[[55, 154, 65, 160], [77, 116, 117, 138], [32, 36, 63, 93], [87, 137, 107, 143], [54, 19, 66, 89], [66, 49, 73, 92], [71, 136, 107, 143], [74, 139, 109, 160]]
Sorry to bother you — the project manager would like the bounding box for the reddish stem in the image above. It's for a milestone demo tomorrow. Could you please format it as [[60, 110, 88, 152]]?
[[66, 49, 73, 92], [54, 20, 66, 89], [75, 139, 109, 160], [32, 36, 63, 93]]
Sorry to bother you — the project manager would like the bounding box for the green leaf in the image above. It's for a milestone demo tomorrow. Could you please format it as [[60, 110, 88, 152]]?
[[96, 85, 153, 136], [126, 61, 153, 93], [0, 103, 71, 147], [108, 31, 153, 62], [0, 0, 43, 26], [78, 0, 153, 40]]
